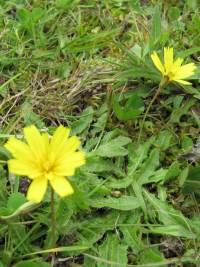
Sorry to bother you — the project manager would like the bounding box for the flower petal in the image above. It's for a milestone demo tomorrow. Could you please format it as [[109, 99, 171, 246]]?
[[27, 177, 48, 203], [8, 159, 42, 178], [173, 63, 196, 80], [56, 136, 81, 162], [24, 125, 46, 161], [173, 79, 191, 85], [42, 133, 50, 154], [49, 125, 70, 162], [50, 176, 74, 197], [172, 58, 183, 73], [151, 51, 165, 75], [53, 151, 85, 176], [4, 137, 36, 163], [164, 47, 173, 73]]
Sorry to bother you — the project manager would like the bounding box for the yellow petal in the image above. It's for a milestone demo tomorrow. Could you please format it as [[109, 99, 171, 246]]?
[[42, 133, 50, 154], [8, 159, 42, 178], [53, 151, 85, 176], [173, 79, 191, 85], [49, 125, 70, 162], [24, 125, 46, 161], [56, 136, 81, 162], [164, 47, 173, 73], [151, 51, 165, 75], [50, 176, 74, 197], [173, 63, 196, 80], [172, 58, 183, 72], [4, 137, 36, 163], [27, 177, 48, 203]]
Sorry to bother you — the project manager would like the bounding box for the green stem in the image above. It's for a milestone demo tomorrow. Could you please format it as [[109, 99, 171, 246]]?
[[50, 188, 56, 265], [138, 79, 168, 142]]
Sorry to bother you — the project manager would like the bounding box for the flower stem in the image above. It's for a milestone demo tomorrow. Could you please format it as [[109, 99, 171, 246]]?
[[50, 188, 56, 265], [138, 79, 168, 142]]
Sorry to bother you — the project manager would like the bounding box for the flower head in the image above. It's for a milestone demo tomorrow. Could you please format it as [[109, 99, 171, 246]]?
[[151, 47, 196, 85], [5, 125, 85, 203]]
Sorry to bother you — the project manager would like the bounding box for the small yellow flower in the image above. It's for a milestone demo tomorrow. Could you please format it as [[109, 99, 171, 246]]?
[[5, 125, 85, 203], [151, 47, 196, 85]]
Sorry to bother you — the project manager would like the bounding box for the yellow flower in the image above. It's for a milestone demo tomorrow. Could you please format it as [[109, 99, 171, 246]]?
[[151, 47, 196, 85], [5, 125, 85, 203]]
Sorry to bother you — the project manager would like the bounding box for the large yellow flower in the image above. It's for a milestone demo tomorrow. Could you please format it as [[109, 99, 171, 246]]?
[[151, 47, 196, 85], [5, 125, 85, 203]]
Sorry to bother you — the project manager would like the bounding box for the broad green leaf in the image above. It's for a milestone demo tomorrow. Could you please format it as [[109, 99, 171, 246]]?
[[150, 6, 161, 45], [108, 175, 133, 189], [82, 156, 115, 173], [148, 168, 168, 184], [97, 233, 127, 267], [7, 192, 27, 212], [144, 190, 196, 238], [0, 202, 38, 220], [71, 107, 94, 135], [90, 196, 140, 210], [181, 136, 193, 150], [165, 161, 180, 181], [84, 255, 96, 267], [181, 85, 200, 100], [182, 166, 200, 194], [121, 227, 143, 254], [92, 113, 107, 134], [13, 261, 51, 267], [149, 225, 195, 238], [136, 149, 160, 185], [192, 110, 200, 128], [154, 130, 173, 150], [128, 139, 153, 175], [177, 47, 200, 58], [17, 8, 30, 26], [139, 248, 166, 267], [112, 93, 144, 121], [169, 98, 196, 123], [132, 180, 146, 216], [76, 212, 121, 247], [31, 8, 44, 22], [94, 136, 131, 158]]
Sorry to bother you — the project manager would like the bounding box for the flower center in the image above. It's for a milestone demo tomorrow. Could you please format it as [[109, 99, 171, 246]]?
[[165, 71, 174, 81], [42, 161, 54, 175]]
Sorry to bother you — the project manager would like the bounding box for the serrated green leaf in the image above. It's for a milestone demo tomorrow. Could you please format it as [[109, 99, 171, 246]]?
[[82, 156, 115, 173], [97, 233, 127, 267], [71, 107, 94, 135], [90, 196, 140, 210], [144, 190, 196, 238], [136, 149, 160, 185], [150, 225, 195, 238], [139, 248, 166, 267], [128, 140, 152, 175], [94, 136, 131, 158]]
